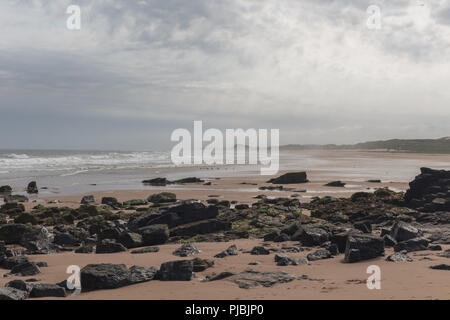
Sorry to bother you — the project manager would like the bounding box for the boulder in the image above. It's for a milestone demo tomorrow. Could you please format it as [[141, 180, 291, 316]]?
[[231, 270, 296, 289], [95, 239, 127, 254], [383, 234, 397, 247], [101, 197, 120, 207], [75, 244, 94, 254], [29, 284, 66, 298], [81, 195, 95, 205], [291, 226, 331, 247], [267, 172, 308, 184], [214, 245, 238, 258], [10, 262, 41, 276], [27, 181, 38, 194], [394, 237, 429, 252], [191, 258, 214, 272], [0, 287, 28, 300], [159, 260, 193, 281], [429, 264, 450, 270], [129, 266, 158, 284], [142, 178, 169, 186], [390, 222, 422, 242], [54, 233, 80, 246], [344, 234, 384, 263], [0, 185, 12, 194], [386, 251, 413, 262], [148, 192, 176, 204], [80, 264, 131, 291], [118, 232, 143, 249], [251, 246, 270, 255], [170, 219, 231, 237], [353, 222, 372, 234], [172, 243, 201, 257], [0, 256, 29, 269], [307, 249, 332, 261], [137, 224, 169, 245], [324, 181, 346, 187], [130, 246, 160, 254]]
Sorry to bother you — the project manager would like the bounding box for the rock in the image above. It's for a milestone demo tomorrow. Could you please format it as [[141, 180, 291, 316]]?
[[206, 272, 236, 281], [249, 261, 261, 265], [292, 257, 309, 265], [95, 239, 127, 254], [274, 233, 291, 243], [101, 197, 120, 206], [129, 266, 158, 284], [386, 251, 413, 262], [54, 233, 80, 246], [10, 262, 41, 276], [214, 245, 238, 258], [159, 260, 193, 281], [27, 181, 38, 194], [172, 243, 201, 257], [123, 199, 148, 206], [429, 264, 450, 270], [383, 234, 397, 247], [231, 270, 296, 289], [0, 185, 12, 194], [137, 224, 169, 246], [0, 202, 25, 215], [235, 204, 250, 210], [394, 237, 429, 252], [148, 192, 177, 204], [353, 222, 372, 234], [80, 264, 131, 291], [75, 244, 94, 254], [118, 232, 143, 249], [29, 284, 66, 298], [191, 258, 214, 272], [20, 226, 52, 254], [0, 287, 28, 300], [263, 230, 281, 242], [142, 178, 169, 186], [173, 177, 204, 184], [267, 172, 308, 184], [291, 226, 331, 247], [274, 253, 293, 266], [307, 249, 332, 261], [4, 195, 28, 203], [390, 222, 422, 242], [344, 234, 384, 263], [170, 219, 231, 237], [321, 241, 339, 256], [351, 192, 373, 202], [5, 280, 30, 293], [250, 246, 270, 255], [427, 231, 450, 244], [429, 245, 442, 251], [0, 256, 29, 269], [130, 246, 160, 254], [81, 195, 95, 204], [324, 181, 346, 187]]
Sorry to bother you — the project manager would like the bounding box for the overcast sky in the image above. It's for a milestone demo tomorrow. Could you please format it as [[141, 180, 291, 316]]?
[[1, 0, 449, 151]]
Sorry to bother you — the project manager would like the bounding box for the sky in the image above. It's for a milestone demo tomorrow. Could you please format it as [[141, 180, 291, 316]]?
[[0, 0, 449, 151]]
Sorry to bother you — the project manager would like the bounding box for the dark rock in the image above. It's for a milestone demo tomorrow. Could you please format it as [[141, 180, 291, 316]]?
[[27, 181, 38, 194], [130, 246, 160, 254], [344, 234, 384, 263], [137, 224, 169, 246], [324, 181, 346, 187], [0, 224, 34, 244], [353, 222, 372, 234], [129, 266, 158, 284], [80, 264, 131, 290], [390, 222, 422, 242], [29, 284, 66, 298], [0, 256, 29, 269], [118, 232, 143, 249], [251, 246, 270, 255], [263, 230, 281, 242], [5, 279, 30, 293], [10, 262, 41, 276], [173, 177, 204, 184], [123, 199, 148, 206], [206, 272, 236, 281], [142, 178, 169, 186], [394, 237, 429, 252], [172, 243, 201, 257], [235, 204, 250, 210], [321, 241, 339, 255], [170, 219, 231, 237], [0, 287, 28, 300], [214, 245, 238, 258], [159, 260, 193, 281], [383, 234, 397, 247], [0, 185, 12, 194], [148, 192, 176, 204], [75, 244, 94, 254], [429, 245, 442, 251], [54, 233, 80, 246], [429, 264, 450, 270], [96, 239, 127, 254], [81, 195, 95, 205], [307, 249, 332, 261], [291, 226, 331, 247], [191, 258, 214, 272], [101, 197, 120, 206], [267, 172, 308, 184], [274, 253, 292, 266]]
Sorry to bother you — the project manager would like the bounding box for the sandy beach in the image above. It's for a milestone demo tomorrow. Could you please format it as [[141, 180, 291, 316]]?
[[1, 151, 449, 300]]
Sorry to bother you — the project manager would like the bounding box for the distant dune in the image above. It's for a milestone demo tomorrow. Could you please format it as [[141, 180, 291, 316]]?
[[281, 137, 450, 154]]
